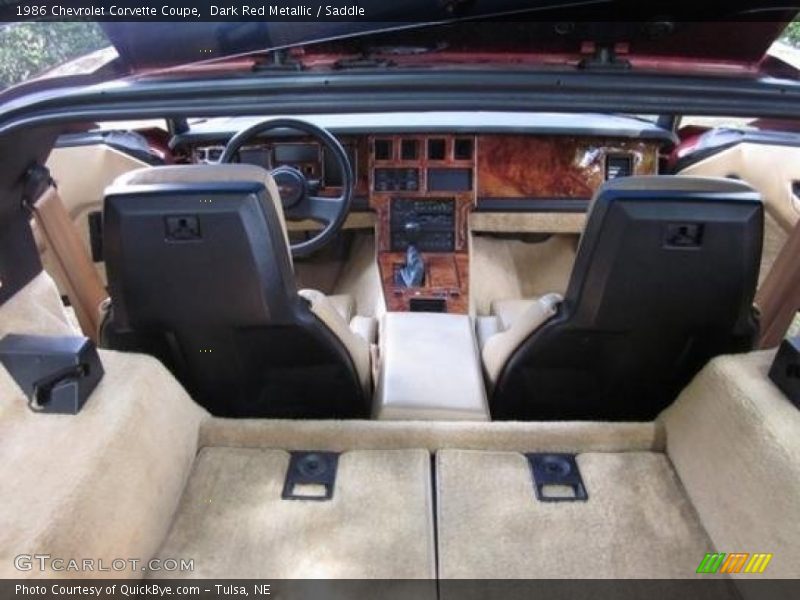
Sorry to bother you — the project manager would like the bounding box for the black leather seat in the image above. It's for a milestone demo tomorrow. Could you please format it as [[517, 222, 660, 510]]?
[[101, 164, 372, 419], [485, 176, 763, 421]]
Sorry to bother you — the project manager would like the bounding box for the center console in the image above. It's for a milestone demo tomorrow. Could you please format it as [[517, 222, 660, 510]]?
[[375, 312, 489, 420], [369, 135, 475, 313]]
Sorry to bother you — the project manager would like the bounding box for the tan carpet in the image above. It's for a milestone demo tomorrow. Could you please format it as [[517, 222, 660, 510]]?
[[151, 448, 436, 579], [0, 270, 206, 579], [470, 234, 578, 316], [0, 271, 78, 341], [661, 351, 800, 579], [436, 450, 715, 579], [332, 233, 386, 319], [0, 350, 205, 579], [200, 418, 661, 454]]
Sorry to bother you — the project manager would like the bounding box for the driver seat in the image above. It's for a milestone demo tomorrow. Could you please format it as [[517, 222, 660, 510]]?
[[101, 164, 373, 418]]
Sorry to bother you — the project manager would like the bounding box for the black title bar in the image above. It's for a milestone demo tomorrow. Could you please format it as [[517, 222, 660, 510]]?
[[0, 0, 797, 22], [4, 579, 800, 600]]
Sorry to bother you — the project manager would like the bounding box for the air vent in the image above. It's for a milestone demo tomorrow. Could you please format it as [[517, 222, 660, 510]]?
[[401, 139, 419, 160], [606, 154, 633, 180], [428, 138, 446, 161], [374, 139, 392, 161], [454, 138, 473, 160], [194, 145, 225, 164]]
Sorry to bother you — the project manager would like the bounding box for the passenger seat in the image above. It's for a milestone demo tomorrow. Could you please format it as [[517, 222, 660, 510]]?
[[479, 176, 764, 421]]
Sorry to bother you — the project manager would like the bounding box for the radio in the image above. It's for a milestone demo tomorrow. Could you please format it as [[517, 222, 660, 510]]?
[[390, 198, 455, 252]]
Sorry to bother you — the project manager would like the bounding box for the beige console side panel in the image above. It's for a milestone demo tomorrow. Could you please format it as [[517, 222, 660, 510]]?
[[45, 145, 150, 283]]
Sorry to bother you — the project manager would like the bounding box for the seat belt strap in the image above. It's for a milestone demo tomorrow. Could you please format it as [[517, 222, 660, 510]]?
[[23, 166, 109, 342], [756, 218, 800, 349]]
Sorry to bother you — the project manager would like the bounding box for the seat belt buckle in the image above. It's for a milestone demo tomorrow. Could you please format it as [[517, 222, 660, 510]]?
[[0, 334, 104, 415]]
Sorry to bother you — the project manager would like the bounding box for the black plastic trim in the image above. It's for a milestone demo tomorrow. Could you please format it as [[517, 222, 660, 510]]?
[[88, 211, 104, 262], [0, 334, 104, 415], [769, 336, 800, 408], [409, 297, 448, 313], [526, 453, 589, 503], [0, 213, 42, 306], [282, 452, 340, 501], [4, 70, 800, 139]]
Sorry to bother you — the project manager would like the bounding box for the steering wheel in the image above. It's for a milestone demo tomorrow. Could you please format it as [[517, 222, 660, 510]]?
[[219, 118, 353, 258]]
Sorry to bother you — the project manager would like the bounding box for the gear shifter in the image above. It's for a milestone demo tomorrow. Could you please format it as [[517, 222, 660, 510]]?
[[396, 220, 425, 288]]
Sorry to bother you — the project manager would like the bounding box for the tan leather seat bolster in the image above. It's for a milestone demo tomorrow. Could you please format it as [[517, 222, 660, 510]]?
[[327, 294, 356, 323], [350, 315, 378, 345], [491, 298, 540, 331], [475, 316, 502, 350], [298, 289, 372, 396], [482, 293, 563, 386]]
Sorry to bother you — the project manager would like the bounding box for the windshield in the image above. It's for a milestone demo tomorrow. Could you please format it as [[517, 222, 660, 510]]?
[[0, 22, 115, 90]]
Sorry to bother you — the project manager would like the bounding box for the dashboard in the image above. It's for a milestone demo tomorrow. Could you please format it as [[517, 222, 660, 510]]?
[[174, 113, 671, 313]]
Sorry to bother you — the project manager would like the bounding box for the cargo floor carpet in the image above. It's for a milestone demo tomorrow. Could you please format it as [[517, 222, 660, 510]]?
[[151, 447, 436, 579], [436, 450, 717, 579]]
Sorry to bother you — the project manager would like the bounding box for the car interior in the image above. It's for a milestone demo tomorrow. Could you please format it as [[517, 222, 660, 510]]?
[[1, 102, 799, 587]]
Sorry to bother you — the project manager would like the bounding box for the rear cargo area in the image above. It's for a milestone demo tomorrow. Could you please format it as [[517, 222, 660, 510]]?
[[152, 446, 713, 581], [142, 350, 799, 583], [2, 298, 799, 583], [155, 448, 436, 579], [435, 450, 713, 579]]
